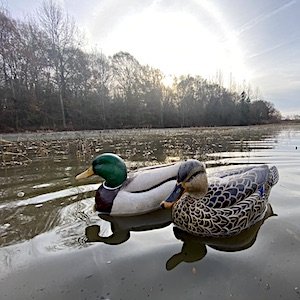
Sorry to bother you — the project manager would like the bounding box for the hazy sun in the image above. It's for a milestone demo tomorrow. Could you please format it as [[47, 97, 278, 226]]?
[[97, 2, 250, 87], [161, 74, 175, 88]]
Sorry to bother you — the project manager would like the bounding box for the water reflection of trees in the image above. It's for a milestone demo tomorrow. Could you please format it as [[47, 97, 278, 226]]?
[[0, 126, 281, 248], [1, 125, 281, 169]]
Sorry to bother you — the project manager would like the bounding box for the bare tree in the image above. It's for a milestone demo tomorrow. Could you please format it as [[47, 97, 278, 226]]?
[[110, 52, 143, 126], [0, 4, 282, 132], [89, 51, 111, 126], [39, 0, 78, 128], [0, 9, 22, 129]]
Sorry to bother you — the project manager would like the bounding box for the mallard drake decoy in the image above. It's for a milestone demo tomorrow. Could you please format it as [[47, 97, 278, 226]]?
[[160, 160, 279, 237], [76, 153, 181, 216]]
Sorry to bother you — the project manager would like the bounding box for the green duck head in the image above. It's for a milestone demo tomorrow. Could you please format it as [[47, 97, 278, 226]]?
[[76, 153, 127, 188]]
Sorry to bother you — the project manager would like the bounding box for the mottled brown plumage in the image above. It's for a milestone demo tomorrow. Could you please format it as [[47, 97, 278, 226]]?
[[162, 161, 279, 237]]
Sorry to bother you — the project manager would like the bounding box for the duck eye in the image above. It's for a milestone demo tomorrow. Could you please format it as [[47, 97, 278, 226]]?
[[187, 170, 203, 182]]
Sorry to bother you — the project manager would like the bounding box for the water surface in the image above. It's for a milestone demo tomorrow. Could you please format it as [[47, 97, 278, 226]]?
[[0, 125, 300, 299]]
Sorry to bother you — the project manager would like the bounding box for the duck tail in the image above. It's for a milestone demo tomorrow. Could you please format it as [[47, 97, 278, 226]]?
[[268, 166, 279, 186]]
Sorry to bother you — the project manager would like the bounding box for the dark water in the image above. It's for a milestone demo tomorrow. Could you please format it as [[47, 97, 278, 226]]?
[[0, 125, 299, 299]]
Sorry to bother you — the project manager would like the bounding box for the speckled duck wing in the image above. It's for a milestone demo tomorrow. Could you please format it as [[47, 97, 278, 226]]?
[[203, 165, 271, 209], [209, 165, 264, 179], [173, 190, 268, 237]]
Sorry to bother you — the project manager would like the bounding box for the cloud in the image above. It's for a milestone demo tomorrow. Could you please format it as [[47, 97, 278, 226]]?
[[235, 0, 297, 36], [247, 36, 300, 59]]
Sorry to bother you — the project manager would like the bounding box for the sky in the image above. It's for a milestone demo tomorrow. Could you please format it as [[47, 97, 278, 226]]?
[[5, 0, 300, 116]]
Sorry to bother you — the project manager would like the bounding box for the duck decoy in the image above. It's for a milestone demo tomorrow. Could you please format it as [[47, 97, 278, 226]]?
[[160, 159, 279, 237], [76, 153, 181, 216]]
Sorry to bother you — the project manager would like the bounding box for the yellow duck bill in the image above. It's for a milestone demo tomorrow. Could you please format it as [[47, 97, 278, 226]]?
[[76, 166, 94, 180]]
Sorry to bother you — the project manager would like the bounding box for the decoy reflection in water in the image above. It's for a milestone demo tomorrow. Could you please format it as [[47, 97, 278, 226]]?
[[166, 203, 276, 271], [85, 209, 172, 245]]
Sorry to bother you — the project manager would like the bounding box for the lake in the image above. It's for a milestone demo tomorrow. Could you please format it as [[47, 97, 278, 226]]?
[[0, 125, 300, 300]]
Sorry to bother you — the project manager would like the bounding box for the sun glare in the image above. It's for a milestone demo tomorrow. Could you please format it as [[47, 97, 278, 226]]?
[[161, 74, 175, 88], [97, 1, 250, 88]]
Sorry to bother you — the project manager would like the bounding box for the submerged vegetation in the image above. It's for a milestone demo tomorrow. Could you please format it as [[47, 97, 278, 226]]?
[[0, 125, 281, 169], [0, 2, 281, 132]]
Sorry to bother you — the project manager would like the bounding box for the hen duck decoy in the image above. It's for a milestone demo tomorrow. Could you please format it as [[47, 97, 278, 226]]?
[[76, 153, 181, 216], [160, 160, 279, 237]]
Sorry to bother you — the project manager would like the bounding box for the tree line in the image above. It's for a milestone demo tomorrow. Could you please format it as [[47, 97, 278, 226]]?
[[0, 1, 281, 132]]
